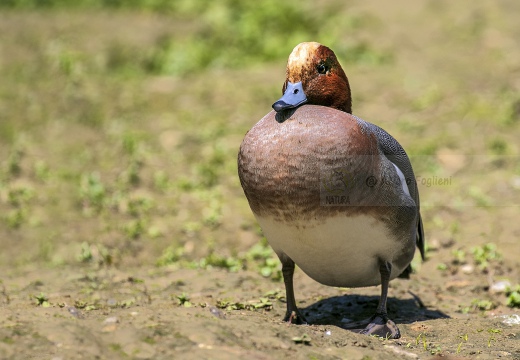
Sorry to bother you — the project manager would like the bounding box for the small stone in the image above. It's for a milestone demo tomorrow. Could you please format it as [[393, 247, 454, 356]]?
[[460, 264, 474, 274], [107, 298, 117, 307], [489, 280, 511, 294], [104, 317, 119, 324], [130, 311, 138, 316], [209, 306, 225, 319], [325, 330, 331, 336], [497, 314, 520, 326], [67, 306, 83, 319]]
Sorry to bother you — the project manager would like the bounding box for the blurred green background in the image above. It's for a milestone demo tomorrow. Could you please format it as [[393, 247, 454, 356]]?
[[1, 0, 519, 274]]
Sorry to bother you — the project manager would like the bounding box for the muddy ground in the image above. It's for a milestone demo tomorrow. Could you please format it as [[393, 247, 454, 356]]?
[[1, 1, 520, 359]]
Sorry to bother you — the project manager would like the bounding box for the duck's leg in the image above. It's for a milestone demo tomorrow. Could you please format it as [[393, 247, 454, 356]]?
[[360, 260, 401, 339], [278, 253, 308, 324]]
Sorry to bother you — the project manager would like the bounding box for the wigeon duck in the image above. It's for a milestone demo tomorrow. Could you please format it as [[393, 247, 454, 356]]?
[[238, 42, 424, 339]]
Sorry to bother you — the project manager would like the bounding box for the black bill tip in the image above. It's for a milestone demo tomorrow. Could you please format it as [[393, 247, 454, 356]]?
[[272, 100, 292, 113]]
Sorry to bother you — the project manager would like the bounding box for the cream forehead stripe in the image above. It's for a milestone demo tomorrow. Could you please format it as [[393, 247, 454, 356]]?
[[287, 42, 321, 74]]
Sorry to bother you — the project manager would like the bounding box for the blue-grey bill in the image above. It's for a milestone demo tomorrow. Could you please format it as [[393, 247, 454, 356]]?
[[272, 81, 307, 112]]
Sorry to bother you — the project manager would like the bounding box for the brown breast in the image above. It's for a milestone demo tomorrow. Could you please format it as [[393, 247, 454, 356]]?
[[238, 105, 401, 224]]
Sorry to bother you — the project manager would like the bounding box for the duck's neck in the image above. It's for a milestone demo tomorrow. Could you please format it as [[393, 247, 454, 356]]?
[[336, 99, 352, 114], [336, 78, 352, 114], [308, 87, 352, 114], [307, 75, 352, 114]]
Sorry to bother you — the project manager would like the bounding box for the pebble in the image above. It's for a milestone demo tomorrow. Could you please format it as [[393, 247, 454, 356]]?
[[67, 306, 83, 319], [104, 316, 119, 324], [209, 306, 225, 319], [489, 280, 511, 294], [460, 264, 474, 274], [496, 314, 520, 326]]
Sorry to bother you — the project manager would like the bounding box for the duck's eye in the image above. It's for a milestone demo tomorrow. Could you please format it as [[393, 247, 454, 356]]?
[[317, 64, 327, 74]]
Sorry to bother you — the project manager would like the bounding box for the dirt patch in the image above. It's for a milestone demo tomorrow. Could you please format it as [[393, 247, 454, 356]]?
[[1, 262, 519, 359]]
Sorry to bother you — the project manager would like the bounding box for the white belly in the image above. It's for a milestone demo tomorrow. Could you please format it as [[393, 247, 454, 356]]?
[[257, 215, 407, 288]]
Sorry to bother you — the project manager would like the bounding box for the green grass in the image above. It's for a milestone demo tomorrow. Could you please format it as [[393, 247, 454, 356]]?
[[0, 0, 388, 77]]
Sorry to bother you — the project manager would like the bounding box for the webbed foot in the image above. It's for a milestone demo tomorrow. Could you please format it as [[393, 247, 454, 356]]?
[[359, 313, 400, 339]]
